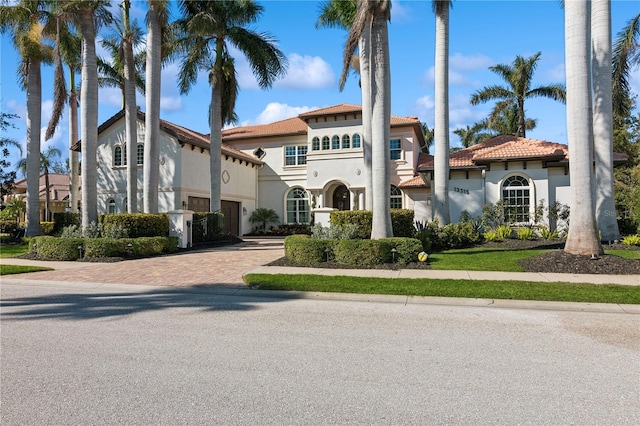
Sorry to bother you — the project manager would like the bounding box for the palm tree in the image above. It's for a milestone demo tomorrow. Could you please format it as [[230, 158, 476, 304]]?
[[248, 207, 279, 230], [420, 122, 434, 154], [61, 1, 112, 229], [452, 123, 494, 148], [592, 0, 620, 242], [17, 146, 62, 222], [563, 0, 603, 256], [1, 113, 23, 203], [143, 0, 171, 214], [470, 52, 566, 139], [174, 0, 287, 214], [469, 104, 537, 141], [612, 12, 640, 119], [0, 0, 55, 236], [340, 0, 392, 238], [433, 0, 452, 225]]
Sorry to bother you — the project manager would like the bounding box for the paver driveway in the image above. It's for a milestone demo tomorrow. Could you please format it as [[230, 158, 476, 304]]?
[[5, 237, 284, 288]]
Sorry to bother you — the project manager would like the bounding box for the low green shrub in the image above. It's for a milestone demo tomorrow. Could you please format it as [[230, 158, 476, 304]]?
[[41, 222, 55, 235], [621, 234, 640, 246], [414, 220, 442, 252], [380, 237, 423, 265], [330, 209, 416, 239], [537, 225, 560, 240], [100, 213, 169, 238], [496, 224, 513, 240], [84, 238, 125, 258], [333, 239, 391, 266], [0, 221, 19, 234], [311, 223, 359, 240], [516, 227, 535, 240], [31, 236, 83, 260], [483, 230, 499, 242], [415, 220, 481, 252], [53, 212, 80, 235], [284, 235, 333, 265], [390, 209, 416, 237]]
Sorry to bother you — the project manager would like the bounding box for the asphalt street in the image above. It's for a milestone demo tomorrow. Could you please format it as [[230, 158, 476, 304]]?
[[1, 281, 639, 425]]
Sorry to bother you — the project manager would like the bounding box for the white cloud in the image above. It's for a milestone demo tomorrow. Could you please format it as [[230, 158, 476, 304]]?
[[450, 53, 493, 71], [390, 0, 411, 22], [254, 103, 317, 124], [414, 95, 435, 126], [99, 87, 123, 108], [160, 96, 182, 111], [275, 54, 335, 89]]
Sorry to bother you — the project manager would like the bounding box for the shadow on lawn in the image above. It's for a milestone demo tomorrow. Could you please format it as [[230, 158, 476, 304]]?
[[1, 286, 291, 321]]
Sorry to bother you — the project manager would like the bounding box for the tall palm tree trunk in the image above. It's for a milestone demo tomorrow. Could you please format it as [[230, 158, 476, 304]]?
[[592, 0, 620, 242], [25, 60, 42, 236], [564, 0, 603, 256], [369, 9, 392, 239], [68, 81, 80, 213], [44, 166, 50, 221], [433, 2, 451, 225], [123, 0, 138, 213], [79, 9, 99, 227], [209, 44, 223, 213], [359, 25, 373, 211], [143, 1, 161, 213]]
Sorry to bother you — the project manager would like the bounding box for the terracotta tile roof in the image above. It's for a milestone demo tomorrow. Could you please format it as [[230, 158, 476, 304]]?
[[221, 116, 308, 141], [417, 135, 629, 170], [222, 104, 425, 144], [73, 110, 262, 165], [398, 175, 427, 188], [14, 174, 70, 201]]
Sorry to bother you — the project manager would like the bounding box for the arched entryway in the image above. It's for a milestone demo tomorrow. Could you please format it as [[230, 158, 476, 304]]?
[[333, 184, 350, 211]]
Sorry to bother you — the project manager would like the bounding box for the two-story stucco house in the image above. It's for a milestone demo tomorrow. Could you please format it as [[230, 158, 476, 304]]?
[[90, 103, 627, 236]]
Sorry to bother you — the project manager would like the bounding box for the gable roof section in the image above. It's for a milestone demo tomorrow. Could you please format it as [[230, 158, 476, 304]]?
[[221, 104, 426, 146], [74, 110, 262, 165], [14, 173, 71, 201], [417, 135, 629, 171]]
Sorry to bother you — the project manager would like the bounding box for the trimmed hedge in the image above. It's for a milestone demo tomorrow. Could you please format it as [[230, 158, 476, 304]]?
[[330, 209, 415, 238], [31, 236, 179, 260], [100, 213, 169, 237], [41, 222, 55, 235], [284, 235, 423, 266], [284, 235, 332, 265]]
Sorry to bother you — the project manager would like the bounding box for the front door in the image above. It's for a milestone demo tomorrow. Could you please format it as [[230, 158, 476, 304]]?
[[333, 185, 350, 211], [221, 200, 240, 236]]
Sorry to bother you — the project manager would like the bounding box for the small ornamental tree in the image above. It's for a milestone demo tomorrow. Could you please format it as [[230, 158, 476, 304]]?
[[249, 208, 279, 230]]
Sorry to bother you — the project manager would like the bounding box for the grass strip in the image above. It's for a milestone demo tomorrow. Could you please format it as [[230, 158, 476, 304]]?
[[605, 249, 640, 260], [244, 273, 640, 305], [0, 244, 29, 259], [1, 264, 52, 275], [428, 248, 551, 271]]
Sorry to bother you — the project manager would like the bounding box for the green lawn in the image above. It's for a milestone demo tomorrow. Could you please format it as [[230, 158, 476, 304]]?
[[427, 247, 552, 271], [606, 249, 640, 260], [0, 243, 29, 259], [243, 273, 640, 305], [1, 264, 52, 275]]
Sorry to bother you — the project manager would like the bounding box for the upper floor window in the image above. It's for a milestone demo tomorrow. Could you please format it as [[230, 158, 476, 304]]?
[[352, 133, 361, 148], [331, 135, 340, 150], [312, 137, 320, 151], [137, 143, 144, 165], [322, 136, 330, 150], [502, 175, 531, 223], [285, 145, 307, 166], [114, 146, 124, 167], [390, 139, 402, 160], [342, 134, 350, 149], [390, 185, 402, 209]]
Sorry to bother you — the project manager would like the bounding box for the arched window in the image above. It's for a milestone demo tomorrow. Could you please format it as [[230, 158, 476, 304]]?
[[286, 187, 310, 224], [107, 199, 116, 214], [390, 185, 402, 209], [502, 175, 531, 223], [322, 136, 330, 150], [137, 143, 144, 165], [312, 137, 320, 151], [114, 146, 123, 166], [342, 134, 350, 149], [352, 133, 361, 148], [332, 135, 340, 150]]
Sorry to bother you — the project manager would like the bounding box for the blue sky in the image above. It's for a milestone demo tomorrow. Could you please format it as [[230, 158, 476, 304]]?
[[1, 0, 639, 173]]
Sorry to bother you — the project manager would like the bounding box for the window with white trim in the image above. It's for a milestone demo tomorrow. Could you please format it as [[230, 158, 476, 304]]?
[[502, 175, 531, 223], [322, 136, 330, 150], [390, 185, 402, 209], [285, 145, 307, 166], [286, 187, 310, 224], [137, 143, 144, 165], [107, 199, 116, 214], [390, 139, 402, 160], [332, 135, 340, 150], [312, 137, 320, 151], [342, 134, 350, 149], [352, 133, 361, 148], [114, 146, 123, 167]]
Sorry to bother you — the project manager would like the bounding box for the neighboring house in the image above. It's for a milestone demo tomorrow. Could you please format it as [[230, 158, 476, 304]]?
[[11, 173, 71, 222], [89, 105, 628, 236]]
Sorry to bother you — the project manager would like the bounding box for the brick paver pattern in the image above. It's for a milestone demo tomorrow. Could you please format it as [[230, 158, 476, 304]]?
[[12, 239, 284, 288]]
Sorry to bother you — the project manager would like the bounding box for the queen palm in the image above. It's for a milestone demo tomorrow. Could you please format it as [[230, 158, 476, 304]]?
[[433, 0, 452, 225], [563, 0, 602, 256], [592, 0, 620, 242], [61, 0, 112, 228], [470, 52, 566, 139], [17, 146, 62, 222], [174, 0, 287, 214], [143, 0, 172, 214], [0, 0, 55, 236], [340, 0, 392, 238], [612, 12, 640, 119]]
